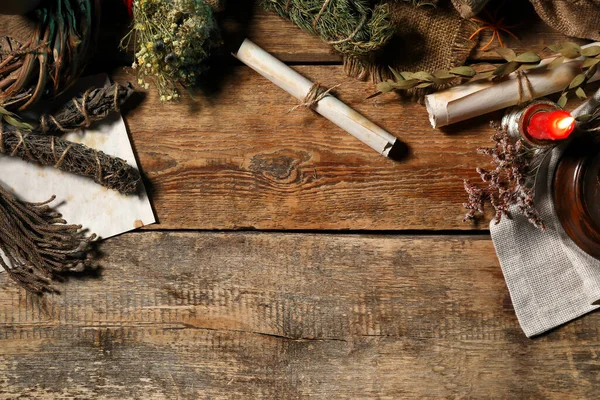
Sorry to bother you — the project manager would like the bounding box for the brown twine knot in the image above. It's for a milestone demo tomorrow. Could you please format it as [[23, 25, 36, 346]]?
[[516, 70, 535, 105], [289, 83, 341, 113], [40, 89, 93, 134]]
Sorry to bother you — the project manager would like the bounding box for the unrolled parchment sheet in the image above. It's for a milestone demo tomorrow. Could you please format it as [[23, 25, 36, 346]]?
[[426, 42, 600, 128], [0, 74, 155, 240]]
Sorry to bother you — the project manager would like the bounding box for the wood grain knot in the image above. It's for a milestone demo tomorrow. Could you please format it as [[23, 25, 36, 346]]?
[[249, 150, 310, 184], [141, 152, 178, 174]]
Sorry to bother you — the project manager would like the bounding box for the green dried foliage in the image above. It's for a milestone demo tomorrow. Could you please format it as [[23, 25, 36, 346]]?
[[375, 66, 476, 94], [376, 41, 600, 107], [553, 43, 600, 108], [262, 0, 394, 58], [0, 107, 33, 131]]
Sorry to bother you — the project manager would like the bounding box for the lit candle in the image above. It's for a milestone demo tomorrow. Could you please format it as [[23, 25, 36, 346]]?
[[123, 0, 134, 17], [526, 110, 575, 141]]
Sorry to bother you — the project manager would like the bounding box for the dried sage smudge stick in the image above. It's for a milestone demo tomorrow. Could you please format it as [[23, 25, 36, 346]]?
[[39, 83, 135, 134], [0, 183, 96, 293], [0, 129, 140, 194]]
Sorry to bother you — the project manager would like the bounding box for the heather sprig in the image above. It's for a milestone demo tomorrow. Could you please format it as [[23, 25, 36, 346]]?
[[463, 122, 545, 229]]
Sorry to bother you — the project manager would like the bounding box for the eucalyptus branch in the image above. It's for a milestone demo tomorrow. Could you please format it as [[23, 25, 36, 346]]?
[[376, 41, 600, 107]]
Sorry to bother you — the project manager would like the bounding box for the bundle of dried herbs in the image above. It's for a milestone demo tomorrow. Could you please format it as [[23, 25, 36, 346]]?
[[263, 0, 394, 68], [0, 82, 141, 194], [463, 122, 545, 229], [39, 83, 135, 134], [0, 0, 101, 111], [122, 0, 222, 101], [0, 130, 140, 195], [0, 183, 95, 293], [0, 82, 140, 292]]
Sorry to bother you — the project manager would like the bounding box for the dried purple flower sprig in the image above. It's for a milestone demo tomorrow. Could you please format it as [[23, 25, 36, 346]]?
[[463, 122, 546, 229]]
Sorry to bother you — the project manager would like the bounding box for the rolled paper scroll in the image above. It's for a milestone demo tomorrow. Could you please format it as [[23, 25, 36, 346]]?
[[234, 39, 401, 158], [426, 42, 600, 128]]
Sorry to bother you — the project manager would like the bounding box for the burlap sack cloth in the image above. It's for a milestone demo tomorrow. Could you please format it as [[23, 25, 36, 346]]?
[[450, 0, 488, 18], [530, 0, 600, 41], [491, 147, 600, 337], [348, 1, 477, 90], [449, 0, 600, 40]]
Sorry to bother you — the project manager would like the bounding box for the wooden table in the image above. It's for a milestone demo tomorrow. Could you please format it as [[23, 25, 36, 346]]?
[[1, 3, 599, 398]]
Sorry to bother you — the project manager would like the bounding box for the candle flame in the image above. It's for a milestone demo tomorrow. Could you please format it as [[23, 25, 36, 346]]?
[[556, 116, 575, 130]]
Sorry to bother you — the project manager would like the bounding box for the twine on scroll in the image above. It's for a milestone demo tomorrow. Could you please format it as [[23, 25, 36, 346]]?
[[516, 70, 535, 105], [39, 83, 135, 134], [288, 83, 341, 112], [0, 129, 140, 194]]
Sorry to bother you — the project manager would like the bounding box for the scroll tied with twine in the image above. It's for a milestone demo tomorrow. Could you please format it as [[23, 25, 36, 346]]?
[[235, 39, 401, 158], [288, 83, 341, 112], [425, 42, 600, 128]]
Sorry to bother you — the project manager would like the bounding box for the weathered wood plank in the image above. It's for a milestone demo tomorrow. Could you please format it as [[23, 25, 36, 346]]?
[[120, 66, 503, 230], [124, 66, 594, 231], [0, 232, 598, 398]]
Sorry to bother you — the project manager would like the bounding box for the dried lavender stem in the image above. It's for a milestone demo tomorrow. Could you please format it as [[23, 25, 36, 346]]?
[[0, 128, 140, 194], [463, 122, 544, 229]]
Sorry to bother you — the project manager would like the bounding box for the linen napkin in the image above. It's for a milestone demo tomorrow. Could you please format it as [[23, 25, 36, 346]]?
[[490, 146, 600, 337]]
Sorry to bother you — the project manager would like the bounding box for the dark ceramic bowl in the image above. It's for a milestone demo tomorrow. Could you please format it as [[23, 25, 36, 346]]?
[[553, 133, 600, 260]]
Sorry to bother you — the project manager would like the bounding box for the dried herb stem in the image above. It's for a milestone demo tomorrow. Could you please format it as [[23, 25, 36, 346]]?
[[377, 42, 600, 107]]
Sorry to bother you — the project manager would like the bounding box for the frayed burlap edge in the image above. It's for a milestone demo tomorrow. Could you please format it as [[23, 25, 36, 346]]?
[[450, 0, 489, 18]]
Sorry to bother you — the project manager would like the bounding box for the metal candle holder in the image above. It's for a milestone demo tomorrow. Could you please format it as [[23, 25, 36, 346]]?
[[501, 99, 562, 149]]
